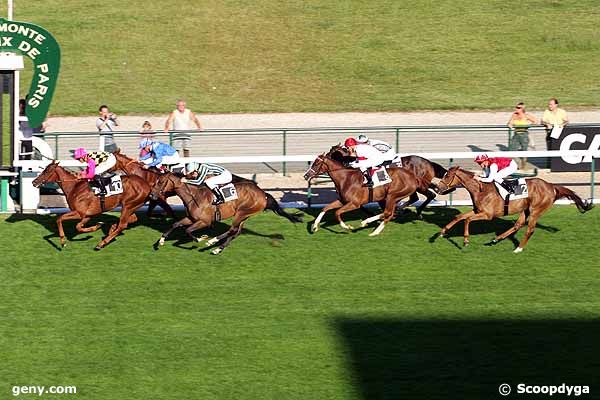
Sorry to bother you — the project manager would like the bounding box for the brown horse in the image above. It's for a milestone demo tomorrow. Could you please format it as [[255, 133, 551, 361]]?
[[435, 166, 593, 252], [150, 172, 301, 254], [111, 150, 176, 218], [330, 147, 450, 218], [303, 147, 421, 236], [32, 161, 151, 250]]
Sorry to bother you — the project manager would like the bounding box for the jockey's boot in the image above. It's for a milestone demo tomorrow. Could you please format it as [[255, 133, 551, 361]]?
[[211, 187, 225, 205], [500, 180, 515, 194], [93, 175, 108, 196], [363, 170, 374, 187]]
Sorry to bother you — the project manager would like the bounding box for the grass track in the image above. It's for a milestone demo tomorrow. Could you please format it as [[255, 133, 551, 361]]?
[[1, 206, 599, 399], [2, 1, 600, 115]]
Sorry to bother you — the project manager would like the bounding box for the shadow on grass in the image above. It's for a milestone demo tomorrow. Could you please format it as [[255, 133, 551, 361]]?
[[6, 212, 287, 250], [334, 318, 599, 400]]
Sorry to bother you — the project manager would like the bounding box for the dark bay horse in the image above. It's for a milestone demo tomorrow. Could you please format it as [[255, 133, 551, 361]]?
[[150, 172, 301, 254], [329, 146, 449, 218], [112, 150, 176, 218], [304, 148, 421, 236], [32, 161, 150, 250], [435, 166, 593, 252]]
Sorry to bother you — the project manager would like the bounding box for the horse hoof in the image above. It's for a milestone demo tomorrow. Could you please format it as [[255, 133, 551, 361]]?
[[416, 214, 423, 220], [368, 231, 380, 237], [513, 247, 523, 254], [211, 247, 223, 255], [94, 245, 103, 251], [206, 238, 219, 246], [158, 237, 165, 246], [196, 235, 209, 243], [311, 224, 319, 233], [439, 231, 446, 238], [463, 242, 470, 247]]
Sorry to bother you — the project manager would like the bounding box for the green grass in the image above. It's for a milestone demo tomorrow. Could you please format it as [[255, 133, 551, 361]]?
[[1, 206, 599, 399], [1, 1, 600, 116]]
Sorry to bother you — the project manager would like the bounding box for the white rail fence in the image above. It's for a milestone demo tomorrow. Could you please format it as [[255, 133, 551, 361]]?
[[12, 150, 600, 213]]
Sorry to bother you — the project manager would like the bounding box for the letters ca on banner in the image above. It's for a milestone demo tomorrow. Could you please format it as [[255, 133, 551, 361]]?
[[0, 18, 60, 128], [551, 125, 600, 172]]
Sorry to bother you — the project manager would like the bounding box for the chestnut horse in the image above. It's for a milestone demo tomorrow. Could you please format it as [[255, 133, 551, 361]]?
[[112, 150, 176, 218], [330, 147, 450, 218], [435, 166, 593, 252], [304, 147, 421, 236], [150, 172, 301, 254], [32, 161, 150, 250]]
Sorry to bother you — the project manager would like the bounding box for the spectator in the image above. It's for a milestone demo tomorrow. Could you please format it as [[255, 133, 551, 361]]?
[[139, 120, 155, 139], [541, 97, 569, 147], [96, 105, 119, 153], [508, 102, 537, 170], [164, 99, 202, 158]]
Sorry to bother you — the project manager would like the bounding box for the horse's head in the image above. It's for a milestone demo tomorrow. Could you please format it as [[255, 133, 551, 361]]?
[[327, 144, 356, 165], [150, 172, 181, 201], [32, 161, 60, 188], [304, 154, 329, 181], [435, 166, 462, 194]]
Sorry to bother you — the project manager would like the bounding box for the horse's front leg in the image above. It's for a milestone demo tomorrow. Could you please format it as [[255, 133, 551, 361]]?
[[440, 210, 475, 237], [463, 212, 492, 246], [56, 211, 83, 247], [312, 199, 343, 233], [335, 202, 360, 231], [158, 216, 192, 246]]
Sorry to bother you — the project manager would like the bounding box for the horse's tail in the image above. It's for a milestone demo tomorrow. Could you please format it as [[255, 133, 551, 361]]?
[[265, 192, 303, 223], [554, 185, 594, 213]]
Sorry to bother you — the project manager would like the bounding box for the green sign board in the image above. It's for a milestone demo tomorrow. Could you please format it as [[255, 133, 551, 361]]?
[[0, 18, 60, 128]]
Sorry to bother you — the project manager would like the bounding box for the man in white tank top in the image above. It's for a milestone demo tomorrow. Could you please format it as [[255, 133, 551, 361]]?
[[164, 99, 202, 157]]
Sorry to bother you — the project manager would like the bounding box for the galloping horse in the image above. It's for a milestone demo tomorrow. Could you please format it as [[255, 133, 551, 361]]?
[[150, 172, 301, 254], [32, 161, 150, 250], [330, 147, 450, 218], [112, 150, 176, 218], [304, 146, 421, 236], [435, 166, 593, 252]]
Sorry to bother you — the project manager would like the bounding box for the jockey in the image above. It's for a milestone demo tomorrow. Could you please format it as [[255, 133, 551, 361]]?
[[474, 154, 519, 193], [356, 134, 396, 162], [344, 137, 385, 187], [73, 147, 116, 196], [181, 161, 233, 205], [138, 138, 180, 170]]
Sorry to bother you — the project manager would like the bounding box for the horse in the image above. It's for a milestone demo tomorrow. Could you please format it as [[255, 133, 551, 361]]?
[[32, 161, 151, 250], [111, 150, 176, 218], [303, 146, 421, 236], [329, 146, 451, 218], [150, 172, 302, 254], [434, 166, 593, 252]]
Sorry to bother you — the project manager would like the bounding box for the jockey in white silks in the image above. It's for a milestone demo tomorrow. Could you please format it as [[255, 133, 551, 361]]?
[[344, 137, 386, 187], [356, 134, 397, 163]]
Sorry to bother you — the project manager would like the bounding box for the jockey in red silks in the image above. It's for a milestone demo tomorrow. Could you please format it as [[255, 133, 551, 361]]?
[[474, 154, 518, 193], [73, 147, 117, 195], [344, 137, 386, 187]]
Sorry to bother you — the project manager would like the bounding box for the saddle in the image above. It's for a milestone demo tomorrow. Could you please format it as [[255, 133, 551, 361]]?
[[494, 178, 529, 215], [89, 173, 124, 198]]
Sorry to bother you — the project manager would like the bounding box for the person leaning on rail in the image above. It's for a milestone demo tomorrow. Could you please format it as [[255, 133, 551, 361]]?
[[507, 102, 537, 170]]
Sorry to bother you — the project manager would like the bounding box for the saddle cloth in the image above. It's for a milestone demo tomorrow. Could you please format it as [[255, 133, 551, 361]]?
[[370, 166, 392, 188], [216, 182, 238, 203], [91, 175, 124, 197], [494, 178, 529, 200]]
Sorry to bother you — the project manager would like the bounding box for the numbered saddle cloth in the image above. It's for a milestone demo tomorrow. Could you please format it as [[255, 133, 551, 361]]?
[[371, 166, 392, 188], [217, 183, 239, 203], [494, 178, 529, 200], [91, 175, 124, 197]]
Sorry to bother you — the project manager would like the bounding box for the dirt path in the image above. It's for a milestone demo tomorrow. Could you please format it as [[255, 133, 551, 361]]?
[[46, 110, 600, 132]]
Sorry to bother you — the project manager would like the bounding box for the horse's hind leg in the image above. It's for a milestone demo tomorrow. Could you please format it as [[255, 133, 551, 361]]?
[[415, 189, 437, 218], [493, 210, 528, 243], [369, 194, 404, 237], [514, 208, 547, 253], [75, 217, 103, 233], [95, 208, 134, 250], [210, 217, 250, 255]]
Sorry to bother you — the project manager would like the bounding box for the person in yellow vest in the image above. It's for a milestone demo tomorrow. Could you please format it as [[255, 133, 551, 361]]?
[[164, 99, 202, 158], [541, 97, 569, 155], [508, 102, 538, 170]]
